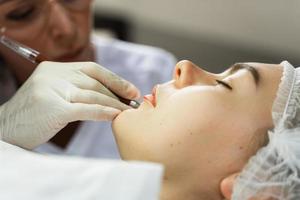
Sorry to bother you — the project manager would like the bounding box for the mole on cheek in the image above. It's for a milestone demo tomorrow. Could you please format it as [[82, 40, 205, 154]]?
[[159, 119, 166, 127], [187, 129, 193, 136], [170, 141, 182, 148]]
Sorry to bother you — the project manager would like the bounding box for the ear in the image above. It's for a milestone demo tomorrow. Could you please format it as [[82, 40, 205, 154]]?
[[220, 172, 240, 200]]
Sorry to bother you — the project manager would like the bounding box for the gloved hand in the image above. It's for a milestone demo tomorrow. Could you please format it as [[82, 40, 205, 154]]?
[[0, 61, 140, 149]]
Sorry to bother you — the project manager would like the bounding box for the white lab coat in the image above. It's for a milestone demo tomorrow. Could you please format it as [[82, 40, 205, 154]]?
[[34, 35, 176, 158]]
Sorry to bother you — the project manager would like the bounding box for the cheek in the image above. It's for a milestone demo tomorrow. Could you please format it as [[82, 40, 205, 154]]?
[[155, 93, 252, 152], [75, 10, 93, 37], [147, 93, 235, 154], [159, 91, 235, 133]]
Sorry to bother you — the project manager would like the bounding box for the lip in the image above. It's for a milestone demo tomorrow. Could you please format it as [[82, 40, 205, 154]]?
[[55, 47, 85, 62], [143, 85, 158, 107]]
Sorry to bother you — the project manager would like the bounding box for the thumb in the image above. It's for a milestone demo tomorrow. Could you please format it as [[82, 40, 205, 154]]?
[[220, 172, 240, 200]]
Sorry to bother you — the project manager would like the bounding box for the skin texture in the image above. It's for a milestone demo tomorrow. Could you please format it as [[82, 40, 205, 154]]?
[[0, 0, 94, 147], [112, 60, 283, 200]]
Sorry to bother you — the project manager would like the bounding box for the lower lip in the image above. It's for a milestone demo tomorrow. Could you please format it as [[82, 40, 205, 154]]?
[[143, 94, 156, 107]]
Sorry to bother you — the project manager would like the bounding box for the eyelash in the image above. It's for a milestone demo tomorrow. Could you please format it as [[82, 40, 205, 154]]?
[[6, 6, 35, 21], [216, 80, 233, 90], [5, 0, 78, 22]]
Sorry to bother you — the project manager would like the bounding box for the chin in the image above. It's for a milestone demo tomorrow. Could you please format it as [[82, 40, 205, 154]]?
[[112, 109, 155, 161], [112, 108, 133, 133], [112, 109, 137, 159]]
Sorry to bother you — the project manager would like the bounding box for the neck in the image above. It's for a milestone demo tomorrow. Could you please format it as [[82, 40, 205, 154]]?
[[159, 172, 221, 200], [160, 181, 190, 200], [160, 174, 200, 200]]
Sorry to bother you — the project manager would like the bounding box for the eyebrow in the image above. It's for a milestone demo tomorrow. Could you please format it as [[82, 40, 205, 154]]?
[[228, 63, 260, 87]]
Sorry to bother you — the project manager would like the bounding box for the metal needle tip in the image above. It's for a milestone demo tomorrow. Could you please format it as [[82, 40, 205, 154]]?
[[129, 100, 140, 109]]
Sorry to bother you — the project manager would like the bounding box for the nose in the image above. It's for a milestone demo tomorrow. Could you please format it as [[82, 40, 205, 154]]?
[[173, 60, 216, 88], [48, 1, 77, 47]]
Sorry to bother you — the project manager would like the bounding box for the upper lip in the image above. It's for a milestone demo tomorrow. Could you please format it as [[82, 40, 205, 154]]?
[[152, 85, 157, 106], [144, 85, 158, 107]]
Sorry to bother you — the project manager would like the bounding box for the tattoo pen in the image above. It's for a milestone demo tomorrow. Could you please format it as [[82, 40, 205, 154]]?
[[0, 34, 140, 108]]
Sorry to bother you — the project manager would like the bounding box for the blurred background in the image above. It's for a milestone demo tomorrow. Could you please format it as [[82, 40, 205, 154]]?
[[93, 0, 300, 72]]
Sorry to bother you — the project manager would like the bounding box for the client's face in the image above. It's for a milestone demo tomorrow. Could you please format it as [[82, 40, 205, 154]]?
[[112, 60, 283, 198]]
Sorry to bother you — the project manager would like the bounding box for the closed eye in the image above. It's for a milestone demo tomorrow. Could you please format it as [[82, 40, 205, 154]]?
[[6, 5, 35, 21], [216, 80, 233, 90]]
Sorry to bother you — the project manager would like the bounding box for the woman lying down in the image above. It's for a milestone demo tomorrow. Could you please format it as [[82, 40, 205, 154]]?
[[112, 60, 300, 200]]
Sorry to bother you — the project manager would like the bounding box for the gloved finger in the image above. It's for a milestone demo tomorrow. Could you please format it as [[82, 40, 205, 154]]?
[[80, 62, 141, 100], [69, 103, 121, 121], [70, 88, 131, 111], [73, 73, 118, 100]]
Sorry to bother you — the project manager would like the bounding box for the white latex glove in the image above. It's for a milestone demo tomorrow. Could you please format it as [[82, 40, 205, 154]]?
[[0, 61, 140, 149]]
